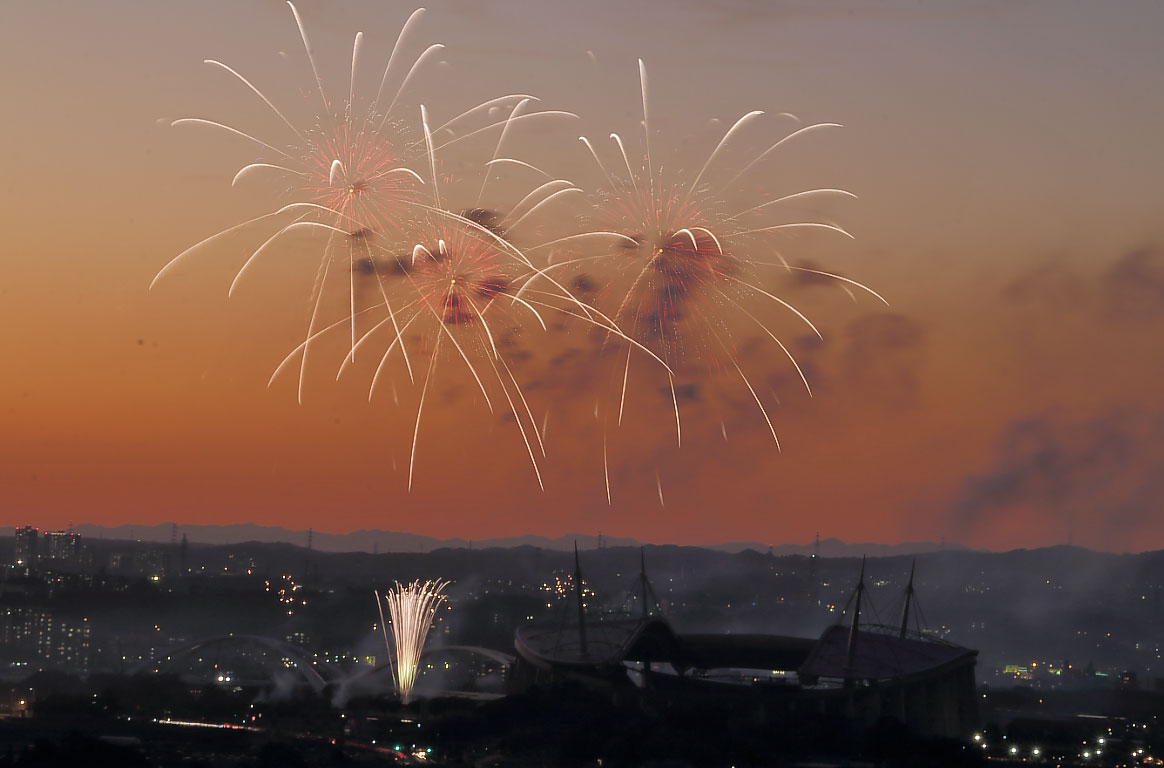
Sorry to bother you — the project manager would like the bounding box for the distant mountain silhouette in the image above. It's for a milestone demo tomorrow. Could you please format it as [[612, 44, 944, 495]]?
[[714, 537, 971, 557], [52, 522, 963, 556]]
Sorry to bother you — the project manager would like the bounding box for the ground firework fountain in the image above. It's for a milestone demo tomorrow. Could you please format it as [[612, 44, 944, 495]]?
[[377, 579, 449, 704]]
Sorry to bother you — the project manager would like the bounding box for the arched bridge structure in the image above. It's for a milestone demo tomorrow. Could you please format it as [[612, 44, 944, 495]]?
[[347, 644, 516, 686], [136, 638, 514, 696], [131, 635, 336, 693]]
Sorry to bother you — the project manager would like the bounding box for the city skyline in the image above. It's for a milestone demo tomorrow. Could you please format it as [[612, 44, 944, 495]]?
[[2, 1, 1163, 552]]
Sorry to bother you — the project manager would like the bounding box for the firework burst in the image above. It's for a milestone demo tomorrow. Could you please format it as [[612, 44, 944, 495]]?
[[367, 212, 554, 492], [153, 9, 877, 502], [151, 2, 556, 403], [376, 579, 449, 705], [263, 97, 671, 491], [154, 3, 435, 277], [565, 61, 886, 500]]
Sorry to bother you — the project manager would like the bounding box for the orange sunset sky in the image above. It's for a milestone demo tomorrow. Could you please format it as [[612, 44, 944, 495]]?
[[2, 0, 1162, 551]]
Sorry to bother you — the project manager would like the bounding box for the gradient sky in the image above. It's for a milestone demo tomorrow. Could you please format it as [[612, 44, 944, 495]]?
[[2, 0, 1163, 551]]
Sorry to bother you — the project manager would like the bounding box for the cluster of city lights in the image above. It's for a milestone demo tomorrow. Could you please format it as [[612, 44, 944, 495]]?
[[539, 573, 593, 609], [265, 573, 307, 616], [971, 727, 1162, 765]]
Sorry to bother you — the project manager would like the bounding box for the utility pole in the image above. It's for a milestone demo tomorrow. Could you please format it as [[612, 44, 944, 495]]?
[[305, 528, 313, 586], [574, 542, 588, 657], [809, 532, 821, 606], [639, 547, 649, 619]]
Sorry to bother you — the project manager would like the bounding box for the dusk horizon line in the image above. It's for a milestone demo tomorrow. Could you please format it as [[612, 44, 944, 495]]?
[[6, 521, 1150, 556]]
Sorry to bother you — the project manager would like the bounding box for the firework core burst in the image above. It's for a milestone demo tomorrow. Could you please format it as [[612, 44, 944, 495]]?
[[409, 224, 514, 326], [297, 113, 422, 241]]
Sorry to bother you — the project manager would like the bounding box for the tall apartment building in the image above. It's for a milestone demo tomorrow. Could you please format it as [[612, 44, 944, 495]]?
[[13, 526, 38, 570], [0, 607, 91, 673], [42, 531, 81, 567]]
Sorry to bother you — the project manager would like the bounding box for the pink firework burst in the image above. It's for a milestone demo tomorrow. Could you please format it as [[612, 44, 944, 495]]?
[[567, 60, 885, 505], [596, 176, 738, 364], [263, 95, 648, 492], [152, 2, 553, 404], [408, 222, 514, 327], [356, 212, 554, 493]]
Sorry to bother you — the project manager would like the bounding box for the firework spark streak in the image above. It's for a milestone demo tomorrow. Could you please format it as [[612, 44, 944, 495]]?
[[376, 580, 449, 704]]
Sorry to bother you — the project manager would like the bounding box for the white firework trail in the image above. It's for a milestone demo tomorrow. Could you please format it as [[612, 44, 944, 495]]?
[[377, 579, 449, 705]]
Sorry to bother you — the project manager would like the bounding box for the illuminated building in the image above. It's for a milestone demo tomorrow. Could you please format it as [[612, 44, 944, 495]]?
[[42, 530, 81, 566], [0, 607, 90, 673], [13, 526, 38, 571]]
